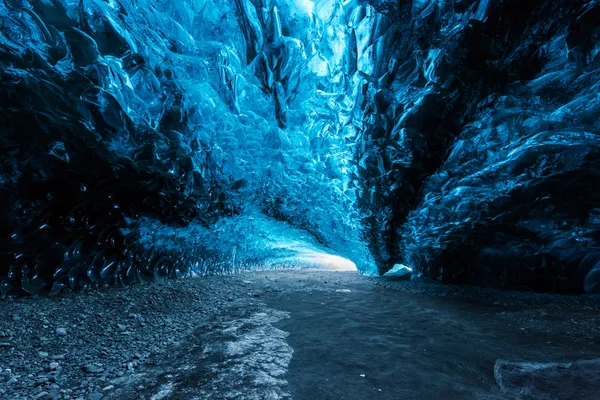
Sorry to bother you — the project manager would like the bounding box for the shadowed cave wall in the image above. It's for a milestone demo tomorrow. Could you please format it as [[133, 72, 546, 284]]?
[[358, 0, 600, 293], [1, 0, 599, 295]]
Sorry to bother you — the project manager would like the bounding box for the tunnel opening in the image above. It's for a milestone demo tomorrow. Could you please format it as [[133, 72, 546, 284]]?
[[1, 0, 600, 295]]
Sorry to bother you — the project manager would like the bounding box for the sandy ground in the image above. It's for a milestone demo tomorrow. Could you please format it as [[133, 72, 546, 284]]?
[[1, 270, 600, 400]]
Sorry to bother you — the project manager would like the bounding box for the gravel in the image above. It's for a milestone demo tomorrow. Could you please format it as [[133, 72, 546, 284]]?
[[0, 275, 252, 400], [1, 270, 600, 399]]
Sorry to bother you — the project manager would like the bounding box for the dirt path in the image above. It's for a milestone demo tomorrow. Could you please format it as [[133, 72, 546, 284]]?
[[2, 270, 600, 400]]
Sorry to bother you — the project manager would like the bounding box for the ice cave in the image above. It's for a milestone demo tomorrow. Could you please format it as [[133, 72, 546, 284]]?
[[1, 0, 600, 399]]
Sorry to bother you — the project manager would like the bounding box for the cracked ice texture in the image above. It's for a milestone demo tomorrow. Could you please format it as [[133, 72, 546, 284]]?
[[0, 0, 374, 294], [2, 0, 600, 295], [355, 0, 600, 293]]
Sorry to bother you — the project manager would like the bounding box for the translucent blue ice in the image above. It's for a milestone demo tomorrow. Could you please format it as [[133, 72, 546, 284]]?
[[1, 0, 598, 295], [0, 0, 377, 294]]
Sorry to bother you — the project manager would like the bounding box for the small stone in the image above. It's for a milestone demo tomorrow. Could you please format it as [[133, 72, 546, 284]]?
[[0, 343, 12, 348], [38, 351, 49, 358], [7, 376, 18, 385], [88, 393, 104, 400], [35, 377, 49, 386], [33, 391, 50, 399], [117, 324, 126, 331], [102, 385, 114, 391], [55, 328, 67, 336], [82, 365, 104, 374], [12, 314, 20, 321], [49, 362, 59, 370]]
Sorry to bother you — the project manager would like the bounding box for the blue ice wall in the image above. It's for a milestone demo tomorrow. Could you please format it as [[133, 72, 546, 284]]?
[[0, 0, 375, 295], [1, 0, 599, 294]]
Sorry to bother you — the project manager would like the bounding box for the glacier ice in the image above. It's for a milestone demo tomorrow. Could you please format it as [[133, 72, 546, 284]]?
[[354, 0, 600, 294], [1, 0, 599, 295], [495, 359, 600, 399], [383, 264, 412, 279], [0, 0, 376, 295]]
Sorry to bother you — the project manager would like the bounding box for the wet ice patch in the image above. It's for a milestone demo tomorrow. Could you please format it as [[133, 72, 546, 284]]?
[[494, 358, 600, 400], [151, 382, 174, 400], [116, 307, 293, 399], [196, 309, 293, 399]]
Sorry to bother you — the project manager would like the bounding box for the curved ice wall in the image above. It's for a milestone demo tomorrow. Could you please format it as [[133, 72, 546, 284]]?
[[0, 0, 375, 295], [1, 0, 600, 295]]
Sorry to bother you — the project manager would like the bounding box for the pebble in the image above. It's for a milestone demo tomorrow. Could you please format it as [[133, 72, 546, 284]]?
[[49, 362, 59, 370], [35, 377, 49, 386], [82, 365, 104, 374], [3, 270, 596, 400], [33, 391, 50, 399]]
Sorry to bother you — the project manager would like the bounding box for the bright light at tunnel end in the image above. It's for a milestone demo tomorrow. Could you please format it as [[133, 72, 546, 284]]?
[[297, 252, 357, 271]]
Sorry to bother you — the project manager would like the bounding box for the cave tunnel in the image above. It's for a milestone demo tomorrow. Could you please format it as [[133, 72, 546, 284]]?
[[1, 0, 600, 398]]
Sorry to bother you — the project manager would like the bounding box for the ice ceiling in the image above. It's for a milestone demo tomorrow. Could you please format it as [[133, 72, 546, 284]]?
[[1, 0, 599, 295]]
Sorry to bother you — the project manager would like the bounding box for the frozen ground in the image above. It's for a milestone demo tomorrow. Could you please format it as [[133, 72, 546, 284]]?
[[1, 270, 600, 400]]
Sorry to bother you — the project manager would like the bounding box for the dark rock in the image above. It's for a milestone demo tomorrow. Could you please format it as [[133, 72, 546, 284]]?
[[35, 377, 49, 386], [494, 358, 600, 399], [33, 391, 50, 400], [82, 365, 104, 374]]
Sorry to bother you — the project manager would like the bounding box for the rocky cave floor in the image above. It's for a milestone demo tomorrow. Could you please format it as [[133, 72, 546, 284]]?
[[1, 269, 600, 400]]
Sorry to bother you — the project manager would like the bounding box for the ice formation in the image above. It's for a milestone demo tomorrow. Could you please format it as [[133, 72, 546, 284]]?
[[0, 0, 375, 295], [361, 0, 600, 294], [0, 0, 599, 294]]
